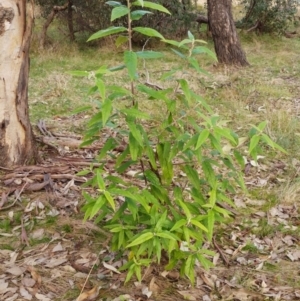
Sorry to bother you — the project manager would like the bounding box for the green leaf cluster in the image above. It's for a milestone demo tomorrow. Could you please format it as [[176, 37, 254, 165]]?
[[73, 0, 286, 285]]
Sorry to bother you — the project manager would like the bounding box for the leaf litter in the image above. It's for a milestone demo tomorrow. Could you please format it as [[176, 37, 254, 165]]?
[[0, 115, 300, 301]]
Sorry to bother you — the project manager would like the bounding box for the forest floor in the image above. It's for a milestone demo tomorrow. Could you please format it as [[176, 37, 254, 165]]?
[[1, 23, 300, 301]]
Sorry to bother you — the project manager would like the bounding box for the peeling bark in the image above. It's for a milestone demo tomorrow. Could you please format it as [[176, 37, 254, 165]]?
[[0, 0, 37, 167], [207, 0, 249, 66]]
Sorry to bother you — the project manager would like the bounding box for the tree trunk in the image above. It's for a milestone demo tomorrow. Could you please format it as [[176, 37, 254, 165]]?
[[0, 0, 37, 167], [39, 1, 69, 49], [68, 0, 75, 41], [207, 0, 249, 66]]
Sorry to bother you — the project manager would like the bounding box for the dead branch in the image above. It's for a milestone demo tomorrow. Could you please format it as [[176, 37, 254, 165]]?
[[39, 1, 69, 49], [246, 20, 260, 32]]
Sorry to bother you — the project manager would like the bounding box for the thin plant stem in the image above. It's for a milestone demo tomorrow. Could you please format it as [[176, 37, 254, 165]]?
[[127, 0, 135, 101]]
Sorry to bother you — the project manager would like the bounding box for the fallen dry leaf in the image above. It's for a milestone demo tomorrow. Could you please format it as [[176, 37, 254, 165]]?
[[27, 266, 42, 286], [6, 265, 25, 276], [5, 293, 18, 301], [76, 286, 101, 301], [31, 229, 45, 240], [177, 290, 197, 301], [35, 293, 51, 301], [45, 256, 68, 268], [52, 242, 64, 252], [103, 262, 121, 274], [149, 277, 160, 295], [0, 280, 9, 294], [22, 277, 36, 288], [0, 192, 8, 208], [165, 270, 180, 281], [200, 273, 214, 288], [142, 286, 152, 298], [20, 286, 33, 300], [111, 294, 132, 301]]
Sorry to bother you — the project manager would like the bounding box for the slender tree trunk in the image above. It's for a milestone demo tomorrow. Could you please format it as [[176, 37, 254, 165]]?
[[207, 0, 249, 66], [39, 1, 69, 49], [68, 0, 75, 41], [0, 0, 37, 167]]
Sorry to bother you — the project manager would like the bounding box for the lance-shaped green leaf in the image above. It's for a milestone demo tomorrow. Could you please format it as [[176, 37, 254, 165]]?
[[96, 170, 105, 190], [129, 133, 140, 161], [214, 127, 238, 146], [188, 57, 202, 73], [187, 30, 194, 40], [136, 50, 164, 59], [162, 39, 181, 47], [190, 218, 208, 232], [71, 105, 92, 114], [192, 46, 216, 60], [106, 1, 122, 7], [133, 27, 164, 39], [96, 78, 105, 100], [154, 237, 162, 263], [133, 1, 171, 14], [126, 232, 154, 248], [137, 84, 168, 101], [249, 134, 260, 155], [104, 191, 116, 211], [102, 98, 112, 126], [184, 165, 201, 191], [109, 64, 126, 72], [261, 133, 287, 153], [162, 160, 173, 185], [196, 253, 214, 270], [155, 210, 167, 230], [156, 231, 179, 241], [87, 26, 127, 42], [184, 255, 195, 284], [202, 160, 217, 189], [209, 188, 217, 207], [207, 209, 215, 241], [111, 6, 129, 21], [115, 35, 128, 47], [195, 129, 210, 149], [179, 38, 192, 47], [209, 133, 223, 154], [171, 48, 186, 59], [121, 108, 151, 119], [68, 70, 89, 77], [76, 169, 91, 176], [183, 226, 190, 243], [170, 219, 187, 231], [144, 170, 161, 187], [178, 199, 192, 221], [257, 120, 267, 131], [178, 79, 191, 104], [97, 137, 117, 160], [124, 50, 138, 81], [131, 10, 152, 21], [124, 264, 135, 283], [127, 121, 143, 146], [134, 0, 144, 6], [213, 205, 231, 218], [90, 195, 107, 219], [118, 230, 125, 249]]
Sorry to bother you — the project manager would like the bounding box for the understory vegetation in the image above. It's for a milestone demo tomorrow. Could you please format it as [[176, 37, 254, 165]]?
[[0, 3, 300, 300]]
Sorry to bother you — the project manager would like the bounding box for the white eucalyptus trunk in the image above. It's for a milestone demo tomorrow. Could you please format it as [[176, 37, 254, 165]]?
[[0, 0, 36, 167]]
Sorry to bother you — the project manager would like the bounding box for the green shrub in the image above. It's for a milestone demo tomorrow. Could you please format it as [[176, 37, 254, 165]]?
[[238, 0, 298, 34], [36, 0, 198, 40], [72, 0, 286, 284]]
